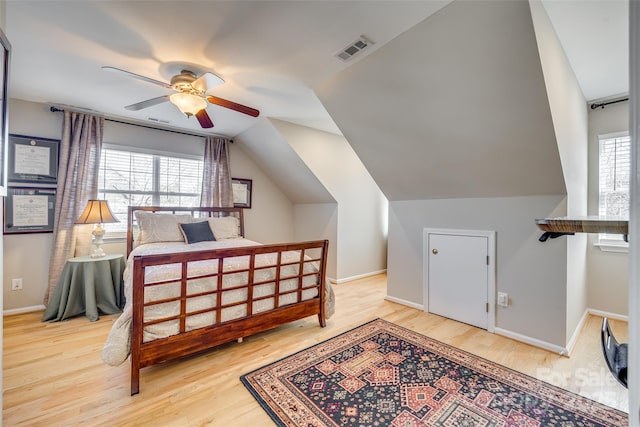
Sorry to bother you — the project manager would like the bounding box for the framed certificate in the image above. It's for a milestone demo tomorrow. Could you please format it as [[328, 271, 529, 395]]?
[[4, 187, 56, 234], [8, 134, 59, 185], [232, 178, 252, 208]]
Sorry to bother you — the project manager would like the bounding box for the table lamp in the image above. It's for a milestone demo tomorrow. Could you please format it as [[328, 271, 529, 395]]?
[[75, 199, 119, 258]]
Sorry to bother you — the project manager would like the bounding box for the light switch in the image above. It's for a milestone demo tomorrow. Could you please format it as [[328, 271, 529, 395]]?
[[497, 292, 509, 307]]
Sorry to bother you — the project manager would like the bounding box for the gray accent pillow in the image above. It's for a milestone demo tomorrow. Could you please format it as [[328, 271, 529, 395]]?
[[179, 221, 216, 244]]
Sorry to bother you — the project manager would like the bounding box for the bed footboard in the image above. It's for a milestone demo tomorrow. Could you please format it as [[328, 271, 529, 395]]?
[[130, 239, 329, 395]]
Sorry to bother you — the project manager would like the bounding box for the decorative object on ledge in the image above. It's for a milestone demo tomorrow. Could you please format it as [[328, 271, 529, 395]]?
[[7, 134, 59, 185], [3, 187, 56, 234], [75, 199, 119, 258], [232, 178, 252, 208], [535, 216, 628, 242], [0, 28, 10, 196]]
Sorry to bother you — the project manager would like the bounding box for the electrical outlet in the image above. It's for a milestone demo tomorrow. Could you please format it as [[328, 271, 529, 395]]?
[[497, 292, 508, 307], [11, 278, 23, 291]]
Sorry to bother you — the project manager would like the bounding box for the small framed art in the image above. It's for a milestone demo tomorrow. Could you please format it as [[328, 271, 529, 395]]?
[[8, 134, 60, 185], [3, 187, 56, 234], [232, 178, 252, 208]]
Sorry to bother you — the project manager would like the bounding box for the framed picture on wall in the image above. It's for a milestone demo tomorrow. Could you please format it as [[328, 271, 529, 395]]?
[[232, 178, 252, 208], [3, 187, 56, 234], [8, 134, 60, 185], [0, 28, 10, 196]]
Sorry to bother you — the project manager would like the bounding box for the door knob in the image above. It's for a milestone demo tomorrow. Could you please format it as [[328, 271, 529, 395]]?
[[432, 249, 438, 255]]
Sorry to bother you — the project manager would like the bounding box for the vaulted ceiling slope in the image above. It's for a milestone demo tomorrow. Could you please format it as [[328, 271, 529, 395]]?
[[316, 0, 566, 202], [235, 118, 334, 204]]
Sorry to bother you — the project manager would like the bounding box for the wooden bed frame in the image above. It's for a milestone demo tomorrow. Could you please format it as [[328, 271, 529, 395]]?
[[126, 206, 329, 395]]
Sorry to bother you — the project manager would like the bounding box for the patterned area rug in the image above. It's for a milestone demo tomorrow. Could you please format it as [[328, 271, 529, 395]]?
[[241, 319, 627, 426]]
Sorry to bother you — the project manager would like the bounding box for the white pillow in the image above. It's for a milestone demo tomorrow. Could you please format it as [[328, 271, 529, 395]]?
[[135, 211, 193, 245], [207, 216, 240, 239]]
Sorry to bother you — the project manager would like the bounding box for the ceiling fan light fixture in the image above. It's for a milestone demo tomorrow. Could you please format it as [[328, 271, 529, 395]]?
[[169, 92, 207, 116]]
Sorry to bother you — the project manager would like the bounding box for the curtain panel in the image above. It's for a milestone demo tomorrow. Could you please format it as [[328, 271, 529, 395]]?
[[45, 111, 104, 306], [200, 136, 233, 208]]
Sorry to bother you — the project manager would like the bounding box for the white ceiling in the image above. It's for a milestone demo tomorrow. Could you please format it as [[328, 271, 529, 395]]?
[[541, 0, 628, 101], [4, 1, 628, 138], [4, 0, 450, 136]]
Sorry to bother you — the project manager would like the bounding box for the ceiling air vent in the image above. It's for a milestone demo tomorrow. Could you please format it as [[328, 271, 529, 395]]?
[[335, 36, 374, 62], [147, 116, 171, 124]]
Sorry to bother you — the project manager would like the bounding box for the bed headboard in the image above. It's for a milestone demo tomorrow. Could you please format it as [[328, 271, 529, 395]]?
[[126, 206, 245, 256]]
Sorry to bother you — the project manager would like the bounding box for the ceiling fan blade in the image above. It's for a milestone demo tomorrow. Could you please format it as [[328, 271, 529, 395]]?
[[192, 72, 225, 93], [124, 95, 170, 111], [102, 66, 172, 89], [206, 95, 260, 117], [195, 109, 214, 128]]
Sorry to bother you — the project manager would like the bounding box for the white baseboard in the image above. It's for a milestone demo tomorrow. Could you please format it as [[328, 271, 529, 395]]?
[[564, 308, 628, 356], [4, 305, 46, 316], [384, 295, 424, 311], [566, 310, 590, 356], [494, 327, 568, 355], [330, 269, 387, 284], [385, 299, 570, 355], [587, 308, 628, 322]]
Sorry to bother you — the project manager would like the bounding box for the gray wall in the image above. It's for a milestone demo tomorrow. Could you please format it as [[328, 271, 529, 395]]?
[[315, 0, 574, 349], [235, 118, 338, 279], [293, 203, 338, 281], [388, 196, 568, 348], [4, 100, 60, 310], [316, 0, 565, 202], [529, 0, 589, 345], [272, 119, 387, 281], [587, 101, 629, 316]]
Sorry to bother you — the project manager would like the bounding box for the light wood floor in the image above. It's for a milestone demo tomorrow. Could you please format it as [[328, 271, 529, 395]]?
[[3, 274, 629, 425]]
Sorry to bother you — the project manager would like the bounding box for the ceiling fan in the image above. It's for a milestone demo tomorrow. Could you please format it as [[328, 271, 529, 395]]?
[[103, 66, 260, 129]]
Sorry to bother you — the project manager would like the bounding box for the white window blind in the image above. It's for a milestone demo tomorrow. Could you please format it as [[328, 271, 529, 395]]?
[[98, 147, 203, 233], [598, 133, 630, 244]]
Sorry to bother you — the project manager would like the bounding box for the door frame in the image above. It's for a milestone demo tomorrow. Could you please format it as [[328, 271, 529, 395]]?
[[423, 228, 496, 333]]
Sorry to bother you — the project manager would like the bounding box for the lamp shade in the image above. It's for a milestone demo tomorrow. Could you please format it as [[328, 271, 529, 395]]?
[[169, 92, 207, 116], [75, 200, 119, 224]]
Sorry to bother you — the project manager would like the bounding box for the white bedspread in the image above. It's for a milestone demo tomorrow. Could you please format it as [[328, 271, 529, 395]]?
[[102, 238, 334, 366]]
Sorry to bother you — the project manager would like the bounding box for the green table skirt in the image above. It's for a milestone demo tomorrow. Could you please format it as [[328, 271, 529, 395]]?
[[42, 254, 125, 322]]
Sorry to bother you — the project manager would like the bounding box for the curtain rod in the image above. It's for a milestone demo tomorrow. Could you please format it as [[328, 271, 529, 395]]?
[[49, 106, 233, 142], [590, 97, 629, 110]]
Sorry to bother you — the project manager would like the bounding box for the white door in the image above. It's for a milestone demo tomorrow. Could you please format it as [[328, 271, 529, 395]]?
[[427, 233, 488, 329]]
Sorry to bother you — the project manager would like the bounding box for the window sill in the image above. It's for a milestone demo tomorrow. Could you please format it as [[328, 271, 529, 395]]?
[[103, 234, 126, 244], [594, 242, 629, 253]]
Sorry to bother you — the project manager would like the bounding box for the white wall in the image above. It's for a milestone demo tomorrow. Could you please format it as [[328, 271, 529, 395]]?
[[229, 145, 294, 245], [530, 0, 589, 345], [234, 119, 337, 278], [3, 98, 296, 310], [271, 119, 387, 281], [388, 196, 569, 349], [586, 101, 629, 316], [293, 203, 338, 280]]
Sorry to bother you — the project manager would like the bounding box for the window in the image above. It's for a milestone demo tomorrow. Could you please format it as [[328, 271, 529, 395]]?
[[98, 146, 203, 234], [598, 133, 630, 246]]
